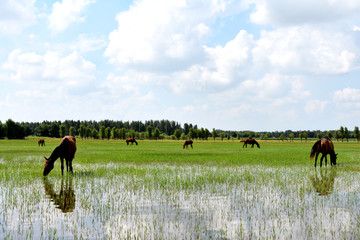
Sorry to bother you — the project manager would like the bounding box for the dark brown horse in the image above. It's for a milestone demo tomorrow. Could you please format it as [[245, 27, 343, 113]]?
[[310, 138, 337, 167], [241, 139, 260, 148], [43, 136, 77, 176], [38, 139, 45, 146], [183, 140, 193, 149], [44, 176, 75, 213], [126, 138, 138, 145]]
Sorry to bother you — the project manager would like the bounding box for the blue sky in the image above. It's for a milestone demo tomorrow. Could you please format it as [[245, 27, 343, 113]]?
[[1, 0, 360, 131]]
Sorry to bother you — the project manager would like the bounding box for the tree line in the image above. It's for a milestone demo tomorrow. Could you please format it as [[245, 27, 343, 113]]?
[[0, 119, 359, 142]]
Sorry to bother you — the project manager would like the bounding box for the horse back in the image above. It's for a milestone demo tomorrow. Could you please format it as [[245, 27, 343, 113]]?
[[61, 136, 77, 157], [320, 138, 334, 154]]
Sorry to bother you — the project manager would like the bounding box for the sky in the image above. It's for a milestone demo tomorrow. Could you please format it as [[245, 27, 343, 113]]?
[[0, 0, 360, 132]]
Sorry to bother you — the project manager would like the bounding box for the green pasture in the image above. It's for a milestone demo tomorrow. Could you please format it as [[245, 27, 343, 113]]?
[[0, 138, 359, 178], [1, 138, 360, 239]]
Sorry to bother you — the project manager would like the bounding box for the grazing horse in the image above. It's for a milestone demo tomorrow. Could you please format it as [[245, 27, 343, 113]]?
[[183, 140, 193, 149], [310, 138, 337, 167], [43, 136, 77, 176], [126, 138, 138, 145], [38, 139, 45, 146], [44, 177, 76, 213], [241, 139, 260, 148]]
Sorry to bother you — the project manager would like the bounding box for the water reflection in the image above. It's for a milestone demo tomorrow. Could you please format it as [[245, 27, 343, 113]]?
[[310, 168, 337, 196], [44, 176, 76, 213]]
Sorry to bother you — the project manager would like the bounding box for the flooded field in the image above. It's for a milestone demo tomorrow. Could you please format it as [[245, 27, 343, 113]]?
[[1, 162, 360, 239]]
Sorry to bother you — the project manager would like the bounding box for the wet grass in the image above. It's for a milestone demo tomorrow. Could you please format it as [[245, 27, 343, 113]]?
[[0, 138, 360, 239]]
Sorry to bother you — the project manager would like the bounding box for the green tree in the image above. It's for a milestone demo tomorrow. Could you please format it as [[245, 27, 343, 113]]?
[[299, 131, 303, 142], [146, 125, 152, 139], [204, 128, 210, 140], [220, 132, 225, 141], [279, 133, 285, 141], [340, 126, 344, 142], [0, 121, 6, 139], [354, 126, 360, 142], [316, 132, 322, 139], [289, 133, 295, 142], [79, 125, 85, 139], [344, 127, 349, 142], [49, 123, 60, 138], [189, 128, 196, 140], [69, 126, 76, 137], [154, 128, 160, 140], [326, 131, 333, 140], [174, 129, 181, 140], [85, 127, 92, 139], [92, 129, 99, 139], [35, 124, 50, 137], [303, 132, 308, 141], [59, 125, 66, 138], [335, 130, 340, 142], [110, 127, 117, 139], [212, 128, 217, 141], [99, 126, 106, 140], [105, 127, 111, 140], [6, 119, 25, 139]]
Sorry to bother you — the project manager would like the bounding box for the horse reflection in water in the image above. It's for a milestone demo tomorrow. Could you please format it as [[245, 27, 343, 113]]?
[[310, 168, 337, 196], [44, 176, 76, 213]]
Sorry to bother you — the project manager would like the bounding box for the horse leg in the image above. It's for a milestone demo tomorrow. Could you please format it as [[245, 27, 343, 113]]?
[[69, 159, 73, 173], [324, 155, 328, 167], [251, 144, 254, 148], [66, 159, 69, 172], [60, 157, 64, 175], [320, 154, 325, 167], [314, 153, 318, 167]]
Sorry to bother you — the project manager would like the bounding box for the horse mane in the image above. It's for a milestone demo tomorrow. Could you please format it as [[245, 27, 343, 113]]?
[[310, 140, 321, 159]]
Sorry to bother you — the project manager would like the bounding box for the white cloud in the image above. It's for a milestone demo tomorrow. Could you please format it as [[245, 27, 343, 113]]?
[[2, 49, 96, 88], [252, 26, 359, 74], [333, 88, 360, 109], [0, 0, 36, 34], [249, 0, 360, 26], [104, 0, 241, 70], [304, 99, 329, 114], [47, 0, 95, 33]]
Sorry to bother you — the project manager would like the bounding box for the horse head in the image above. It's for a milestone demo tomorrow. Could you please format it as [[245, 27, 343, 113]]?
[[331, 153, 338, 166], [43, 156, 54, 176]]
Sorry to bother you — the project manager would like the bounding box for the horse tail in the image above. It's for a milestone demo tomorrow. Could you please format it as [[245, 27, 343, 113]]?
[[310, 140, 320, 159]]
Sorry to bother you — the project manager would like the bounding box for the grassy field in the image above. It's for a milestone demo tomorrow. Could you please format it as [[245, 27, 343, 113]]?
[[1, 138, 360, 239]]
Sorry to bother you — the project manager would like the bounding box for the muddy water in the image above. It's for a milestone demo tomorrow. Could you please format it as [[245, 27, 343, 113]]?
[[1, 165, 360, 239]]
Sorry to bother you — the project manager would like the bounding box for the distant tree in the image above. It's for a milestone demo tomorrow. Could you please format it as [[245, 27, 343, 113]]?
[[299, 131, 303, 142], [146, 125, 153, 139], [212, 128, 217, 141], [49, 122, 60, 138], [326, 131, 333, 140], [154, 128, 160, 140], [92, 129, 99, 139], [0, 121, 6, 139], [35, 124, 50, 137], [204, 128, 210, 140], [79, 125, 85, 139], [110, 127, 117, 139], [335, 130, 340, 142], [344, 127, 349, 142], [279, 133, 285, 142], [69, 126, 76, 137], [317, 132, 322, 139], [99, 126, 106, 139], [105, 127, 111, 140], [189, 128, 196, 140], [180, 133, 186, 140], [303, 132, 308, 141], [6, 119, 26, 139], [289, 133, 295, 142], [340, 126, 344, 142], [174, 129, 181, 140], [59, 125, 66, 138], [220, 132, 225, 141], [85, 127, 92, 139], [354, 126, 360, 142]]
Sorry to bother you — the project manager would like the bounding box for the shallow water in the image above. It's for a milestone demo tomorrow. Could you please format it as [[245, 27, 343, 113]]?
[[1, 164, 360, 239]]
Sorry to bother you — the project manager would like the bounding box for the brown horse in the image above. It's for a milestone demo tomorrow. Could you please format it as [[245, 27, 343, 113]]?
[[126, 138, 138, 145], [43, 136, 77, 176], [310, 138, 337, 167], [183, 140, 193, 149], [38, 139, 45, 146], [241, 139, 260, 148]]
